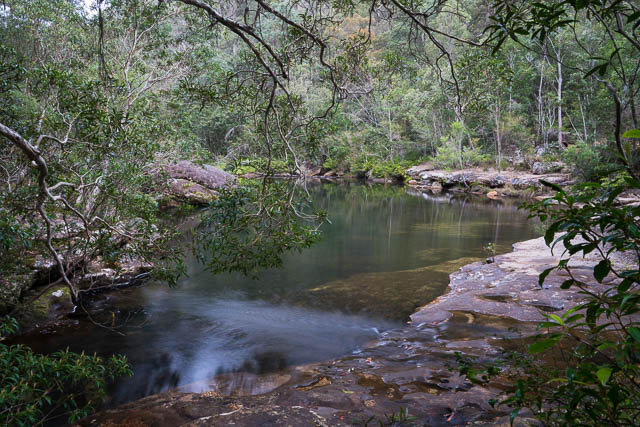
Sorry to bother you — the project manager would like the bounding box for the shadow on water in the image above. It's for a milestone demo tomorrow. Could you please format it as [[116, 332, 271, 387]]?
[[14, 181, 539, 405]]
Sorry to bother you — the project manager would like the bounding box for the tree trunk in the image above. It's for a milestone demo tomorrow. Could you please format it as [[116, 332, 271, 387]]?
[[495, 103, 502, 170], [556, 45, 564, 149], [538, 43, 546, 144]]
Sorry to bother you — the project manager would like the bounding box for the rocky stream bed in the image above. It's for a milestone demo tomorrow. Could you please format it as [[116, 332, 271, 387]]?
[[74, 235, 617, 427]]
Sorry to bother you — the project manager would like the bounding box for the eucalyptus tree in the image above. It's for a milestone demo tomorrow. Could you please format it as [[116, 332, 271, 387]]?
[[486, 0, 640, 174]]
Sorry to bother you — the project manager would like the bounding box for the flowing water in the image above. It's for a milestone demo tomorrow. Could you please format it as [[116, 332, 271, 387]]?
[[18, 181, 538, 405]]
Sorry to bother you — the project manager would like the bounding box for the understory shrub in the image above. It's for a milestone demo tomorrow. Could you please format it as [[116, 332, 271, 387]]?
[[432, 144, 490, 169], [0, 316, 132, 426], [349, 158, 411, 180], [229, 157, 293, 175], [562, 142, 617, 182]]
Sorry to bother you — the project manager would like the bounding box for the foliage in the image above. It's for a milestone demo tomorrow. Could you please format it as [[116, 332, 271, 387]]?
[[350, 158, 412, 180], [192, 180, 326, 277], [229, 158, 293, 176], [457, 178, 640, 426], [562, 142, 616, 182], [0, 316, 132, 426], [432, 145, 490, 169], [431, 122, 490, 169], [0, 210, 33, 254]]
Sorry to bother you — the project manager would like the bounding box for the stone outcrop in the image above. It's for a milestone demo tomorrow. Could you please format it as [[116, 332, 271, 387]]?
[[411, 236, 614, 325], [405, 164, 573, 198], [162, 160, 235, 205]]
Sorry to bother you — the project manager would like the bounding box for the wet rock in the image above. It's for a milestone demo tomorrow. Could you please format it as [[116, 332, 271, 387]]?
[[295, 265, 451, 320], [408, 167, 572, 197], [296, 376, 332, 391]]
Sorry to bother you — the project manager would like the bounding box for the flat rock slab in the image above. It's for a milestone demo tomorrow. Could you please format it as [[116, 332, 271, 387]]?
[[411, 236, 611, 325]]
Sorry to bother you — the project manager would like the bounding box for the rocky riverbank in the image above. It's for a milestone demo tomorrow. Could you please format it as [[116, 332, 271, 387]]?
[[77, 234, 615, 427], [1, 160, 235, 321], [404, 163, 574, 199]]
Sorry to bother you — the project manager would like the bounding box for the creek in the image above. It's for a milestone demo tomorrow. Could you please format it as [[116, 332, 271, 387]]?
[[17, 181, 538, 406]]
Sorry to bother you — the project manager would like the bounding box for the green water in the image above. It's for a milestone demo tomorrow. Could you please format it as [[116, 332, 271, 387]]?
[[21, 181, 538, 404]]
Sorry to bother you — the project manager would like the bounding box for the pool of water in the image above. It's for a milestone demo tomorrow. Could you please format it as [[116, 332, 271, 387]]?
[[18, 181, 538, 405]]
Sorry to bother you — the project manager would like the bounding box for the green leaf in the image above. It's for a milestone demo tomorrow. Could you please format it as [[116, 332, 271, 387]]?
[[539, 267, 554, 287], [549, 314, 565, 325], [529, 334, 562, 353], [596, 367, 612, 386], [540, 179, 563, 192], [628, 327, 640, 344], [627, 11, 640, 23], [594, 260, 610, 283], [544, 222, 560, 246], [509, 408, 521, 426], [622, 129, 640, 139], [560, 279, 575, 289]]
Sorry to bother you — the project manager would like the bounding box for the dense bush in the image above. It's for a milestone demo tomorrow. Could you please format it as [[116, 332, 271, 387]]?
[[562, 142, 616, 182], [432, 144, 490, 169], [0, 317, 132, 426], [229, 158, 293, 175]]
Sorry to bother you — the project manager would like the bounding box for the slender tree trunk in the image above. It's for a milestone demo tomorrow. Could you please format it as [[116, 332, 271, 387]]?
[[538, 43, 547, 144], [578, 94, 588, 142], [556, 45, 564, 149], [495, 103, 502, 170], [387, 100, 393, 160]]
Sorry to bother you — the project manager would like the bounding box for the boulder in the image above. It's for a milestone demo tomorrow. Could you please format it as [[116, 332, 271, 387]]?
[[486, 190, 499, 200], [167, 179, 218, 204], [406, 162, 435, 177], [306, 167, 323, 177], [532, 161, 565, 175], [418, 171, 447, 182], [163, 160, 235, 189], [161, 160, 235, 205]]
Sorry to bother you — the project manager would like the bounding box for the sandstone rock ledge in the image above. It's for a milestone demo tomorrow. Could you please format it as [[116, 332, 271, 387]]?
[[406, 164, 573, 198], [411, 236, 613, 325], [79, 237, 613, 427], [161, 160, 236, 206]]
